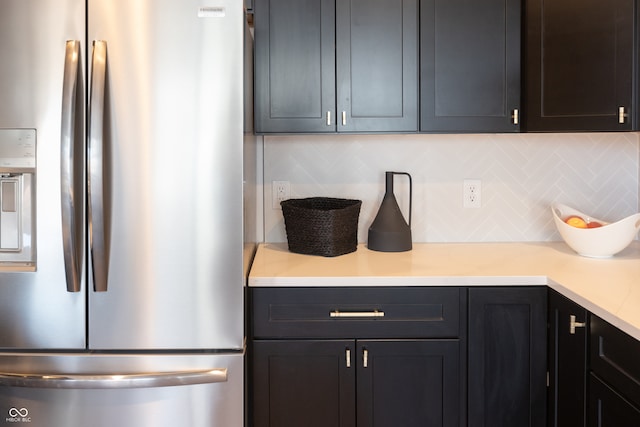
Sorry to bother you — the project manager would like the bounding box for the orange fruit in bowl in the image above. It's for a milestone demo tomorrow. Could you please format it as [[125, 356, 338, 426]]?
[[565, 215, 588, 228], [587, 221, 603, 228]]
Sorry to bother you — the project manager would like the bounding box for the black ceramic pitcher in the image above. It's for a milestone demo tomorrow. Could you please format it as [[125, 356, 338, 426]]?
[[367, 171, 412, 252]]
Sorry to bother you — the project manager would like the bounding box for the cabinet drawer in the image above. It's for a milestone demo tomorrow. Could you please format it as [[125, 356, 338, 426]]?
[[249, 287, 462, 339], [590, 315, 640, 407]]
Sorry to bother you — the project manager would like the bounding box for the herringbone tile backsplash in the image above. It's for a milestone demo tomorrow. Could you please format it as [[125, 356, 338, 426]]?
[[263, 133, 640, 243]]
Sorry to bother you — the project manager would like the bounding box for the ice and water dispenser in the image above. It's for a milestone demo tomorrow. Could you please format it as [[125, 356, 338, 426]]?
[[0, 129, 35, 267]]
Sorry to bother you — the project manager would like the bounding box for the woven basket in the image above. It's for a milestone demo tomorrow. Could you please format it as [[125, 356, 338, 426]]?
[[281, 197, 362, 257]]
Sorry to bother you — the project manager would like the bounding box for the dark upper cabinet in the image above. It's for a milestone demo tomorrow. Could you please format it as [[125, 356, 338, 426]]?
[[467, 287, 547, 427], [253, 0, 336, 133], [336, 0, 418, 133], [254, 0, 419, 133], [524, 0, 637, 131], [548, 289, 588, 427], [420, 0, 521, 132]]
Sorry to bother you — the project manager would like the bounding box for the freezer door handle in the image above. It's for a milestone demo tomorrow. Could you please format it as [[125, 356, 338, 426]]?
[[0, 368, 227, 389], [60, 40, 84, 293], [88, 40, 109, 292]]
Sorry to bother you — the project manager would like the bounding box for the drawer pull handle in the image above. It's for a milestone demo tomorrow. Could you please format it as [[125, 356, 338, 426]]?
[[330, 310, 385, 318], [569, 314, 586, 334], [346, 348, 351, 368], [363, 349, 369, 368]]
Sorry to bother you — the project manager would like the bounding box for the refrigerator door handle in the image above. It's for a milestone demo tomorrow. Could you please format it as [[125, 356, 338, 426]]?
[[60, 40, 83, 293], [0, 368, 227, 389], [88, 40, 108, 292]]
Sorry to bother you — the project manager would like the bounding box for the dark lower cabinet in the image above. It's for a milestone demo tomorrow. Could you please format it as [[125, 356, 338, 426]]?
[[251, 339, 460, 427], [547, 289, 588, 427], [249, 285, 567, 427], [589, 374, 640, 427], [467, 287, 547, 427], [251, 340, 355, 427], [248, 287, 463, 427], [589, 314, 640, 426], [357, 340, 460, 427], [546, 294, 640, 427]]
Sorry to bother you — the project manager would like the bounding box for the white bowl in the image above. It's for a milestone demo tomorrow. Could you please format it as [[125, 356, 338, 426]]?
[[551, 203, 640, 258]]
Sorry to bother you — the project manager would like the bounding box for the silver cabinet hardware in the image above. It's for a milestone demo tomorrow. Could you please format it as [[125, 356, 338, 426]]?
[[326, 111, 331, 126], [569, 314, 586, 334], [619, 106, 627, 124], [546, 371, 550, 387], [341, 111, 346, 126], [363, 349, 368, 368], [346, 348, 351, 368], [330, 310, 385, 318], [512, 108, 519, 125]]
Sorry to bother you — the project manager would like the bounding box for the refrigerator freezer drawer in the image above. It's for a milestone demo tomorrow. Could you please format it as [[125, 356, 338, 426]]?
[[0, 352, 243, 427]]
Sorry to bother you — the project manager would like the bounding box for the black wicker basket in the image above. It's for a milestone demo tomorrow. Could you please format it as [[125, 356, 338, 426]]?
[[281, 197, 362, 257]]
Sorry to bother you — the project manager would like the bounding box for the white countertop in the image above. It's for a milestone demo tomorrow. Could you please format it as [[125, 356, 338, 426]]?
[[249, 241, 640, 341]]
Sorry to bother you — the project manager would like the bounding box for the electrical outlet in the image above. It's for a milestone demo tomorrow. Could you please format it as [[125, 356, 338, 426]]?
[[463, 179, 481, 208], [272, 180, 290, 209]]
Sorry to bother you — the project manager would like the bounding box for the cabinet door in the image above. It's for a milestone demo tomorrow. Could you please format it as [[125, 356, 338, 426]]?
[[357, 340, 461, 427], [524, 0, 635, 131], [336, 0, 419, 132], [590, 314, 640, 409], [548, 289, 588, 427], [589, 374, 640, 427], [420, 0, 521, 132], [251, 340, 356, 427], [468, 287, 547, 427], [253, 0, 336, 133]]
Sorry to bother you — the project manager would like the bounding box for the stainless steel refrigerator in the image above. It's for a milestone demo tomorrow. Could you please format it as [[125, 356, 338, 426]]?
[[0, 0, 255, 425]]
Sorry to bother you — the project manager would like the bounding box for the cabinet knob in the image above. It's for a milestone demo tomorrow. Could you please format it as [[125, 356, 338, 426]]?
[[569, 314, 586, 334]]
